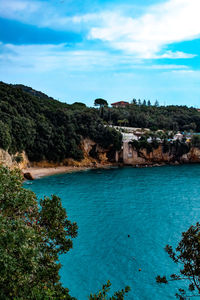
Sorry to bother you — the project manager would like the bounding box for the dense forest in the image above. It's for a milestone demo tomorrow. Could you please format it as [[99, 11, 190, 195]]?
[[0, 81, 200, 163], [101, 102, 200, 131], [0, 82, 121, 162]]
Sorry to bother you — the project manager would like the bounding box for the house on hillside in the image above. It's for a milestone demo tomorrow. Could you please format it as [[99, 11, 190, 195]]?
[[173, 132, 183, 141], [111, 101, 129, 108]]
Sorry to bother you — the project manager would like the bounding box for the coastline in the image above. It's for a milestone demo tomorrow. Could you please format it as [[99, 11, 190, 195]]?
[[22, 164, 116, 179], [21, 160, 199, 180]]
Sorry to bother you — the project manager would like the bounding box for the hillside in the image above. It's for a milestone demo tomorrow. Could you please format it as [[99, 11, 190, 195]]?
[[0, 82, 122, 162], [102, 103, 200, 131], [12, 84, 57, 102]]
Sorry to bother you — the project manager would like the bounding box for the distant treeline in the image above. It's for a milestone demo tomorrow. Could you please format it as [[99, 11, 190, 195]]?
[[101, 102, 200, 131], [0, 82, 122, 162]]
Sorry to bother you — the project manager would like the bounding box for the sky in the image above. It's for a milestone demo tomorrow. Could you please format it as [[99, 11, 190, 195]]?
[[0, 0, 200, 107]]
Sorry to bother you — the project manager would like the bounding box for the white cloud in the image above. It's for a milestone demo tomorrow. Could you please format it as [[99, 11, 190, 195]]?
[[89, 0, 200, 58], [1, 0, 199, 60], [0, 0, 40, 20], [0, 0, 100, 31], [0, 43, 133, 72], [155, 51, 196, 59], [0, 42, 190, 73]]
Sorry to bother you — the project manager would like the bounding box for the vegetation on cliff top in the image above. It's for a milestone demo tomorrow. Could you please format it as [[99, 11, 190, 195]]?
[[101, 101, 200, 132], [0, 82, 122, 162]]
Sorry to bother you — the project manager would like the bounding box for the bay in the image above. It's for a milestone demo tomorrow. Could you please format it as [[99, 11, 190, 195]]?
[[24, 165, 200, 299]]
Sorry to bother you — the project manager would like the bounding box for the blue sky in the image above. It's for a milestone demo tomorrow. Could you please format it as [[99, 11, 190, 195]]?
[[0, 0, 200, 107]]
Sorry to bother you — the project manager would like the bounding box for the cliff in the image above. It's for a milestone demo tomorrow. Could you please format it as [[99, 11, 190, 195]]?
[[121, 142, 200, 166], [0, 149, 29, 170], [1, 140, 200, 178], [29, 138, 112, 169], [0, 138, 113, 173]]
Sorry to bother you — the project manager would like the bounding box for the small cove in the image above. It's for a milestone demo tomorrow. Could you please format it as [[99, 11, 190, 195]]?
[[24, 165, 200, 299]]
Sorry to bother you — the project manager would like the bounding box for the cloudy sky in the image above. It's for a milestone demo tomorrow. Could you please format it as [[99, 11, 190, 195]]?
[[0, 0, 200, 106]]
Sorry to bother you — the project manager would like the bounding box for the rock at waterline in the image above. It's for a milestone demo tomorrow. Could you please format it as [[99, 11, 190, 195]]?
[[24, 172, 34, 180]]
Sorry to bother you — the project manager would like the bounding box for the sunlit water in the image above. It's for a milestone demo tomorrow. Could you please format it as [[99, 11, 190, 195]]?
[[24, 165, 200, 299]]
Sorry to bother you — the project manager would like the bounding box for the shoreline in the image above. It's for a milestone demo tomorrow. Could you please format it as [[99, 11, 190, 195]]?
[[22, 164, 116, 179], [22, 161, 199, 180]]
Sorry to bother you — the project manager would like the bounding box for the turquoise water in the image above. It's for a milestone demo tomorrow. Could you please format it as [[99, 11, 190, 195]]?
[[25, 165, 200, 299]]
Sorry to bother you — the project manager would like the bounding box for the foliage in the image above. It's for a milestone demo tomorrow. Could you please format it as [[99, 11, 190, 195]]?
[[0, 166, 78, 299], [94, 98, 108, 107], [129, 131, 191, 158], [191, 135, 200, 148], [0, 82, 121, 162], [0, 167, 130, 299], [170, 140, 190, 159], [117, 119, 128, 126], [101, 102, 200, 132], [129, 134, 160, 154], [0, 120, 11, 150], [89, 280, 130, 300], [156, 222, 200, 299], [71, 102, 86, 110], [13, 154, 23, 163]]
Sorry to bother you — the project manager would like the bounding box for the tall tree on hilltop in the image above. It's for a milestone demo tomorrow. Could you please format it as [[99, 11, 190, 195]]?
[[94, 98, 108, 108], [94, 98, 108, 118], [143, 100, 147, 106], [132, 98, 137, 105]]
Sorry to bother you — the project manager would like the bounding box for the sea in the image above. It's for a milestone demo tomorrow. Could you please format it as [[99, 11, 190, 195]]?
[[24, 164, 200, 299]]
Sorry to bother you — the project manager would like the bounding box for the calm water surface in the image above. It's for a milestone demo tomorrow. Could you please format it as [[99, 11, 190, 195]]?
[[25, 165, 200, 299]]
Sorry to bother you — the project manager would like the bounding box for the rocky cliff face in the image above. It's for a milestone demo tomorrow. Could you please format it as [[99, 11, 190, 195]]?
[[0, 138, 113, 170], [30, 138, 112, 168], [0, 149, 44, 170], [0, 149, 29, 169], [121, 142, 200, 166], [182, 147, 200, 163], [1, 140, 200, 171]]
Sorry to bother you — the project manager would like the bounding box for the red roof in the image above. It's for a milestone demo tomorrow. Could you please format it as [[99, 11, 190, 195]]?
[[111, 101, 129, 105]]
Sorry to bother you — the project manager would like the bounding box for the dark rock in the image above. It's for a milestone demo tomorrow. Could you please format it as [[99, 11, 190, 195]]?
[[24, 172, 34, 180]]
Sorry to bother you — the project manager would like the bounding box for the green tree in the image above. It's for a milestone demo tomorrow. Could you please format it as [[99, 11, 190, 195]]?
[[89, 280, 130, 300], [0, 121, 11, 150], [94, 99, 108, 119], [94, 98, 108, 107], [156, 222, 200, 300], [71, 102, 86, 109], [0, 166, 78, 299], [147, 100, 151, 106], [143, 100, 147, 106], [132, 98, 137, 105], [154, 100, 159, 107], [191, 135, 200, 148], [0, 166, 129, 299]]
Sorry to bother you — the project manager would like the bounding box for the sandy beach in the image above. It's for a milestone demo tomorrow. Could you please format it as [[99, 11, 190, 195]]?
[[22, 164, 116, 179], [22, 166, 92, 179]]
